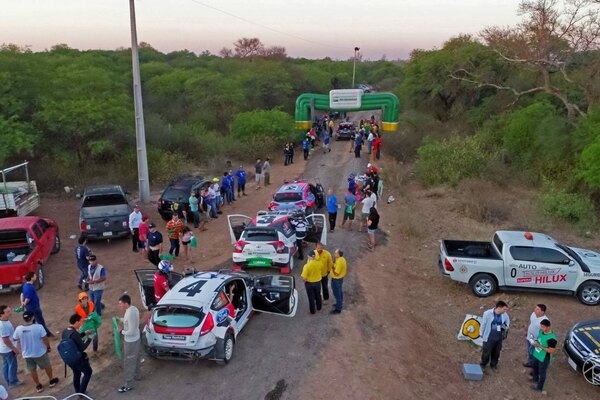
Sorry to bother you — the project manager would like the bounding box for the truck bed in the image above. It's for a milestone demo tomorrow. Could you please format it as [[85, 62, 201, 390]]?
[[0, 181, 39, 216], [442, 240, 501, 259]]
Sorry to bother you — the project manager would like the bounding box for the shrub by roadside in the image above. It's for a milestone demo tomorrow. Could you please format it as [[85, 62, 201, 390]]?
[[539, 186, 597, 234]]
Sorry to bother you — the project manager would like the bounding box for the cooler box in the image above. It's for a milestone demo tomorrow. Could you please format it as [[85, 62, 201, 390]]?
[[462, 363, 483, 381]]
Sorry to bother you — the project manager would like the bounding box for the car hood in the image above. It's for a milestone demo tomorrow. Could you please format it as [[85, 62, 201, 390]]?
[[81, 204, 131, 219], [569, 247, 600, 273], [571, 319, 600, 351]]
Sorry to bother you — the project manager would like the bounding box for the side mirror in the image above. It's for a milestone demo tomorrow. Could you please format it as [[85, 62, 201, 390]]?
[[568, 259, 575, 266]]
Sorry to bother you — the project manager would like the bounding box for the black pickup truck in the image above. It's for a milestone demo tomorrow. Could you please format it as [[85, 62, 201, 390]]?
[[79, 185, 132, 240]]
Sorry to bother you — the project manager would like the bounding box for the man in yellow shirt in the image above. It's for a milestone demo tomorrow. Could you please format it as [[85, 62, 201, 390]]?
[[301, 251, 322, 314], [330, 249, 347, 314], [315, 242, 333, 302]]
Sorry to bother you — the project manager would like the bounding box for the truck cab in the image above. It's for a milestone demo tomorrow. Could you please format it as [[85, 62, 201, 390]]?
[[79, 185, 132, 240]]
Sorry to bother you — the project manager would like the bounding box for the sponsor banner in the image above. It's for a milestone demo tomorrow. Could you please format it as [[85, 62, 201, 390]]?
[[517, 277, 532, 283], [522, 268, 561, 277], [534, 274, 567, 284], [457, 314, 483, 347]]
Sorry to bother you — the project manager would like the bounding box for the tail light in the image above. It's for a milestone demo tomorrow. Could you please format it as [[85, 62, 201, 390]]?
[[307, 201, 315, 207], [200, 313, 214, 336], [144, 315, 152, 333], [444, 258, 454, 272], [270, 241, 286, 253], [80, 220, 87, 232], [234, 240, 249, 253]]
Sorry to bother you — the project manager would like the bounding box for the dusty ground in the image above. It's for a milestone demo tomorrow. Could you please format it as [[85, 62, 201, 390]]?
[[5, 116, 600, 399]]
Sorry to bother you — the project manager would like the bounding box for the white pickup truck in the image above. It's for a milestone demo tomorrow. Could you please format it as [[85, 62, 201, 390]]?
[[0, 162, 39, 218], [439, 231, 600, 306]]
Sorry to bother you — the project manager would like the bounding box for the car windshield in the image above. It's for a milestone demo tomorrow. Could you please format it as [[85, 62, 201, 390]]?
[[162, 188, 188, 202], [82, 194, 127, 207], [241, 229, 278, 242], [153, 306, 203, 328], [274, 192, 303, 202]]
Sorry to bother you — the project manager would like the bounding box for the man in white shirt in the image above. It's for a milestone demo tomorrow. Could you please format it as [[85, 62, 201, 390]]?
[[367, 131, 375, 154], [360, 189, 377, 232], [0, 305, 22, 387], [117, 294, 141, 393], [128, 205, 142, 253], [523, 304, 548, 368]]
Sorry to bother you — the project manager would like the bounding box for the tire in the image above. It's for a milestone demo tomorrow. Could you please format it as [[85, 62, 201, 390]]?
[[51, 234, 61, 254], [216, 333, 234, 365], [469, 273, 496, 297], [576, 281, 600, 306], [34, 264, 44, 290]]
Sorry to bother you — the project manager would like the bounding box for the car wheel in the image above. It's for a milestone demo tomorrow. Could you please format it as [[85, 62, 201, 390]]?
[[51, 234, 61, 254], [577, 281, 600, 306], [34, 264, 44, 290], [216, 333, 235, 365], [469, 273, 496, 297]]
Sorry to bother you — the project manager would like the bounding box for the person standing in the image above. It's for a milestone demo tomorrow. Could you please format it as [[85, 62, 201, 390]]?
[[138, 216, 149, 260], [206, 182, 218, 218], [330, 249, 347, 314], [480, 301, 510, 371], [367, 206, 380, 252], [128, 205, 142, 253], [61, 314, 93, 395], [75, 236, 91, 291], [326, 189, 338, 232], [359, 189, 377, 232], [283, 144, 291, 166], [354, 129, 364, 158], [154, 260, 173, 304], [373, 134, 383, 161], [189, 190, 201, 229], [302, 137, 310, 160], [74, 293, 99, 352], [301, 251, 322, 315], [86, 255, 106, 316], [263, 158, 271, 186], [531, 319, 557, 394], [146, 223, 163, 267], [341, 189, 357, 231], [235, 165, 247, 196], [289, 142, 295, 164], [254, 159, 263, 189], [290, 212, 308, 260], [166, 213, 184, 257], [0, 305, 22, 388], [13, 311, 58, 393], [20, 272, 52, 337], [315, 242, 333, 302], [117, 294, 141, 393], [524, 304, 548, 368], [367, 130, 375, 154], [323, 133, 331, 153], [227, 171, 236, 202]]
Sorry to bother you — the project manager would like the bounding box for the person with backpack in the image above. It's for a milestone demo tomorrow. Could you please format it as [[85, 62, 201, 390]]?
[[59, 314, 93, 395]]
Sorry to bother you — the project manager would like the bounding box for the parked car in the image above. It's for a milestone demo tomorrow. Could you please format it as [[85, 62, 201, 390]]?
[[336, 122, 356, 140], [439, 230, 600, 305], [0, 162, 40, 218], [157, 176, 211, 221], [135, 269, 298, 364], [78, 185, 132, 241], [267, 179, 324, 215], [227, 210, 327, 273], [564, 319, 600, 384], [0, 216, 59, 292]]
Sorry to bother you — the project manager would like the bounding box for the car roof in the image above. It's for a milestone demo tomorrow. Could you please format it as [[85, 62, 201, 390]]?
[[276, 181, 309, 193], [0, 216, 47, 230], [84, 185, 124, 195], [158, 272, 232, 307], [495, 231, 557, 248]]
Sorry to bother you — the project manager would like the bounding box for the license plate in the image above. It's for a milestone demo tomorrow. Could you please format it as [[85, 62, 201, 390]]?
[[567, 356, 578, 371], [102, 232, 112, 237], [163, 335, 185, 341]]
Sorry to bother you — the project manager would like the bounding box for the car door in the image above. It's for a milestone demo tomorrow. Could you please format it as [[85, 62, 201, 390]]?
[[251, 275, 298, 317], [35, 219, 54, 259], [505, 246, 538, 287], [304, 214, 327, 245], [532, 247, 576, 290], [134, 269, 183, 310], [227, 215, 252, 244]]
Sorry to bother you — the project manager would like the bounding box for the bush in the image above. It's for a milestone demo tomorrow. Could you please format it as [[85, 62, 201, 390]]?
[[539, 187, 597, 231], [415, 134, 494, 186], [230, 109, 294, 140], [579, 137, 600, 189]]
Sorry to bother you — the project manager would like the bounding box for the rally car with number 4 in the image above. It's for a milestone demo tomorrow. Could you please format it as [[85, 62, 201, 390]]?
[[439, 230, 600, 305], [134, 269, 298, 364]]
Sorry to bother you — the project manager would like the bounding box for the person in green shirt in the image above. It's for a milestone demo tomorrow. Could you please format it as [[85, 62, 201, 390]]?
[[531, 319, 557, 393]]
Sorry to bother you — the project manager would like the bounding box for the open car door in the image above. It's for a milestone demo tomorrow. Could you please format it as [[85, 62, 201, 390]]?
[[134, 269, 183, 310], [227, 214, 252, 244], [251, 275, 298, 317], [305, 214, 327, 245]]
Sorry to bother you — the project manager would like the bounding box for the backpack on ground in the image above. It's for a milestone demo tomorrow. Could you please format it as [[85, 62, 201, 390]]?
[[58, 333, 82, 367]]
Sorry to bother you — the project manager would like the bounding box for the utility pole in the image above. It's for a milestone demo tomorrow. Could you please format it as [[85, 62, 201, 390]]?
[[352, 46, 360, 88], [129, 0, 150, 203]]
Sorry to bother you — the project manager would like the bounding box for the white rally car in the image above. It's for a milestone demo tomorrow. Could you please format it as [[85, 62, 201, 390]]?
[[134, 270, 298, 364], [227, 210, 327, 274]]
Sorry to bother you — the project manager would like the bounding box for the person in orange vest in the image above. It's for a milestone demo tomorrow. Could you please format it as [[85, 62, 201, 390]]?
[[74, 293, 98, 352]]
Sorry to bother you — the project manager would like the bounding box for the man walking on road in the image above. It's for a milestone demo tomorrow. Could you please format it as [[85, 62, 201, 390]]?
[[86, 255, 106, 316], [117, 294, 141, 393], [531, 319, 557, 394], [326, 189, 338, 232], [330, 249, 347, 314], [524, 304, 548, 368], [480, 301, 510, 371], [75, 236, 91, 290], [301, 251, 322, 314], [20, 272, 52, 337], [166, 214, 184, 257], [61, 313, 93, 395], [341, 189, 357, 231], [128, 205, 142, 253], [0, 305, 22, 388], [315, 243, 333, 302]]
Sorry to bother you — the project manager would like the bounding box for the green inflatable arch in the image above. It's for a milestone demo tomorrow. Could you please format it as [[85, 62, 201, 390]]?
[[295, 92, 400, 132]]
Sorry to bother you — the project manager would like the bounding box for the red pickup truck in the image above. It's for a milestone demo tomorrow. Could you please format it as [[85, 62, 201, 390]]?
[[0, 216, 60, 292]]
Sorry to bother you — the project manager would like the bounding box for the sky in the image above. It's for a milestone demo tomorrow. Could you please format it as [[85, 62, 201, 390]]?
[[1, 0, 524, 59]]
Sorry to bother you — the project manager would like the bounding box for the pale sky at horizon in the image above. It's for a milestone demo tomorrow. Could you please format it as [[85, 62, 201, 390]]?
[[1, 0, 523, 59]]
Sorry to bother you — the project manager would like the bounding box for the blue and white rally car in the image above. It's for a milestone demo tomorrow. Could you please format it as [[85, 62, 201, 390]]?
[[134, 270, 298, 364]]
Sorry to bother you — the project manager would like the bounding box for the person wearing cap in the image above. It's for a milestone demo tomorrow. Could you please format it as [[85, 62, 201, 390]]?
[[315, 242, 333, 302], [166, 213, 184, 257], [235, 165, 247, 196], [20, 272, 52, 337], [213, 178, 223, 213], [75, 235, 91, 291], [128, 205, 142, 253], [0, 305, 23, 387], [75, 293, 99, 352], [61, 313, 93, 395], [263, 158, 271, 186], [146, 223, 163, 266], [300, 251, 322, 314], [86, 255, 106, 316], [13, 310, 58, 393], [330, 249, 347, 314]]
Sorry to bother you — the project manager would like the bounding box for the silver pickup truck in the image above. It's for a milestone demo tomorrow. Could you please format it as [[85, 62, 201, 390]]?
[[439, 231, 600, 306], [78, 185, 132, 241]]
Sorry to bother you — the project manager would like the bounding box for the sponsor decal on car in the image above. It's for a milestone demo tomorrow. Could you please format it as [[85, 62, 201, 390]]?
[[518, 264, 537, 269], [459, 266, 468, 274], [454, 258, 477, 265], [522, 268, 561, 277], [216, 308, 229, 324], [517, 277, 532, 283], [534, 274, 567, 284], [584, 272, 600, 278]]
